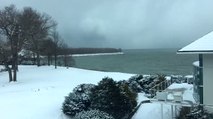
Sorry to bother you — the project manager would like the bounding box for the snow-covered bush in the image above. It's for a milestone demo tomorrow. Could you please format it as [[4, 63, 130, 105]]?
[[126, 75, 144, 93], [127, 74, 168, 94], [72, 109, 114, 119], [62, 78, 137, 119], [178, 106, 213, 119], [118, 83, 138, 112], [73, 84, 95, 95], [177, 107, 191, 119], [62, 84, 95, 117], [171, 75, 184, 83], [90, 77, 137, 119], [62, 92, 89, 116]]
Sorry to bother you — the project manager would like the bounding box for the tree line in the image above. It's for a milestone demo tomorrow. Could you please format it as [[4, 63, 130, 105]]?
[[0, 5, 67, 82], [60, 48, 122, 55]]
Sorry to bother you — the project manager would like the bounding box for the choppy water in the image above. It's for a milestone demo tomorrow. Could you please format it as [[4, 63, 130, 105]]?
[[73, 49, 197, 75]]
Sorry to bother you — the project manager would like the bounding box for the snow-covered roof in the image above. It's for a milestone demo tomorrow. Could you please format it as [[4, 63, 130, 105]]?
[[178, 31, 213, 54]]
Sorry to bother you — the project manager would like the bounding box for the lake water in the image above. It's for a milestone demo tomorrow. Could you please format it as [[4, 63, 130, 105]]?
[[73, 49, 197, 75]]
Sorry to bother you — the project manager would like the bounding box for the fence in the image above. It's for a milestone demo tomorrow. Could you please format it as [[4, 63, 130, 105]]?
[[149, 79, 173, 97]]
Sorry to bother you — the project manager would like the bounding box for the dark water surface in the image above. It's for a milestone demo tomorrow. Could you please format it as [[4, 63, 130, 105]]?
[[73, 49, 197, 75]]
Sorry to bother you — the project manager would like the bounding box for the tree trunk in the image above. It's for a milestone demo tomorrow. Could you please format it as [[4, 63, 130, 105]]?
[[11, 53, 17, 82], [54, 53, 57, 69], [33, 53, 36, 65], [13, 68, 17, 82], [8, 68, 12, 82], [64, 55, 66, 67], [36, 52, 40, 66], [13, 52, 18, 82], [47, 55, 50, 66], [64, 54, 67, 67], [50, 56, 53, 65], [16, 55, 19, 71]]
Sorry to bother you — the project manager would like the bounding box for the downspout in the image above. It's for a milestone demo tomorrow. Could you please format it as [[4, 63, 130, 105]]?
[[199, 54, 203, 104]]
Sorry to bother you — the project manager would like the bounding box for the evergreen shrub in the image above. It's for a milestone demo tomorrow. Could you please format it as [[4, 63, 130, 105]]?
[[62, 78, 137, 119], [73, 109, 114, 119], [90, 77, 137, 119], [62, 84, 95, 116]]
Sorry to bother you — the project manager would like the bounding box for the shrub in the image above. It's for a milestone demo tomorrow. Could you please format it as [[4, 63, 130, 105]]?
[[73, 84, 95, 95], [119, 83, 138, 111], [62, 78, 137, 119], [90, 77, 137, 119], [62, 92, 89, 116], [127, 75, 144, 93], [73, 109, 114, 119], [177, 106, 213, 119], [62, 84, 95, 117], [177, 107, 191, 119]]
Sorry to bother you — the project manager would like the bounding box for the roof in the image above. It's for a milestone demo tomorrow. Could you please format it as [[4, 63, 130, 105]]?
[[178, 31, 213, 54]]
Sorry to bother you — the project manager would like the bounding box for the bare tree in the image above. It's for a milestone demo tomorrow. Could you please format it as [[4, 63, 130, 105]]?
[[59, 42, 75, 68], [50, 28, 62, 69], [0, 5, 58, 82], [60, 43, 69, 68], [40, 38, 55, 66], [20, 7, 56, 66], [0, 5, 23, 82]]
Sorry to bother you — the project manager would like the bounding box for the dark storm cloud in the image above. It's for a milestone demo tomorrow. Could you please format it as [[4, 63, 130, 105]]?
[[1, 0, 213, 49]]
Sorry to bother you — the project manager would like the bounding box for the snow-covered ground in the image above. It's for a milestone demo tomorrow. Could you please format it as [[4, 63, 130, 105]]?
[[0, 65, 133, 119], [0, 65, 194, 119]]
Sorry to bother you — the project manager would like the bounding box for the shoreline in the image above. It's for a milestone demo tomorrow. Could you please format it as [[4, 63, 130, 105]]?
[[72, 52, 124, 57]]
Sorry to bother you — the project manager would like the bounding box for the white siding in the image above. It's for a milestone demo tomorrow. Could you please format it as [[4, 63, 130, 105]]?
[[203, 54, 213, 112]]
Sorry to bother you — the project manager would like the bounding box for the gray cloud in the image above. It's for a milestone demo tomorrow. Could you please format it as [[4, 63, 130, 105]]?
[[1, 0, 213, 49]]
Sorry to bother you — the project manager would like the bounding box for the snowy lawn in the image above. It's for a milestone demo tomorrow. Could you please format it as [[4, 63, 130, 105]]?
[[0, 65, 194, 119], [0, 65, 133, 119]]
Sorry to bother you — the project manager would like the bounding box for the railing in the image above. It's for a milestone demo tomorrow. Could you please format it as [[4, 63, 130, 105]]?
[[149, 79, 173, 97]]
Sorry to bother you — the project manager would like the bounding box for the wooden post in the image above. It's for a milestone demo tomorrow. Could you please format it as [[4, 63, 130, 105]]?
[[171, 105, 174, 119], [161, 103, 164, 119]]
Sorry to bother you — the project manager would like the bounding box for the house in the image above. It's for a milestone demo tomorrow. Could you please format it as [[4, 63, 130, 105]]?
[[177, 31, 213, 112]]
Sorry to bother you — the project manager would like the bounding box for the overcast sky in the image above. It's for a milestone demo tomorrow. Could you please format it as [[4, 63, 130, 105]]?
[[1, 0, 213, 49]]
